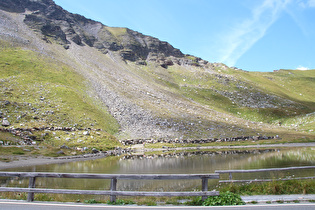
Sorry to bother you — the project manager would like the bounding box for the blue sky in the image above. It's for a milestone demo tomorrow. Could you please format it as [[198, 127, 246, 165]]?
[[54, 0, 315, 72]]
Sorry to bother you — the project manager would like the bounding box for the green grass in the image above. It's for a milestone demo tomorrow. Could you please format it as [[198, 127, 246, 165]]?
[[0, 146, 30, 155], [106, 27, 127, 38], [0, 47, 120, 152], [0, 47, 119, 132], [218, 179, 315, 195], [157, 64, 315, 129], [186, 191, 245, 206], [111, 53, 315, 138]]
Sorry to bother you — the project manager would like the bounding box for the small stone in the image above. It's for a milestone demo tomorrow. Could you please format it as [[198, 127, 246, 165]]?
[[41, 133, 49, 138], [60, 144, 70, 149], [92, 148, 99, 154], [2, 118, 10, 127], [83, 131, 90, 135], [57, 150, 65, 155]]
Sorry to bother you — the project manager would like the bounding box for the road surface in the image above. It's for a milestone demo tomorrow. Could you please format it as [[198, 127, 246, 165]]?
[[1, 200, 315, 210]]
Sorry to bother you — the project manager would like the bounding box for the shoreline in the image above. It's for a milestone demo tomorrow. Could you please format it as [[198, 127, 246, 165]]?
[[0, 153, 108, 170], [1, 142, 315, 170], [143, 142, 315, 152]]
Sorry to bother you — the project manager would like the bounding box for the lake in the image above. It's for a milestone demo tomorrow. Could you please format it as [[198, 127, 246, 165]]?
[[1, 147, 314, 201]]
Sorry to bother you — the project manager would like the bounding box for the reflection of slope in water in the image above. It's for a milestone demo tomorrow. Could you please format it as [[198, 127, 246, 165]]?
[[245, 147, 315, 168], [227, 148, 315, 181], [118, 149, 278, 174], [116, 148, 315, 191], [2, 148, 314, 193], [115, 149, 279, 191]]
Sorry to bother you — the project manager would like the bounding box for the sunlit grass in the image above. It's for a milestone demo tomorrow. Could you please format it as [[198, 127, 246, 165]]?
[[0, 47, 120, 152], [218, 179, 315, 195]]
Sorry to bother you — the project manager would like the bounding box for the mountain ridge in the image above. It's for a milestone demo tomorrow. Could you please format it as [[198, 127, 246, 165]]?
[[0, 0, 314, 143], [0, 0, 209, 69]]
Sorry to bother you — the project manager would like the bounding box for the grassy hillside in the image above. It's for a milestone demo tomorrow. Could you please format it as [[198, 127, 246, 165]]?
[[229, 69, 315, 131], [0, 46, 120, 152], [1, 44, 314, 148], [142, 63, 315, 133]]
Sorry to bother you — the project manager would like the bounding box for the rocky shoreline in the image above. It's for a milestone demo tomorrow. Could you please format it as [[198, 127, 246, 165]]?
[[120, 135, 280, 145], [121, 148, 278, 160], [0, 126, 279, 147], [0, 127, 102, 145]]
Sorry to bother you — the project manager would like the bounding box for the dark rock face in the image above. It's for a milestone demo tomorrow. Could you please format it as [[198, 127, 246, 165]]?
[[0, 0, 53, 13], [0, 0, 208, 66], [41, 24, 69, 44], [120, 50, 137, 61]]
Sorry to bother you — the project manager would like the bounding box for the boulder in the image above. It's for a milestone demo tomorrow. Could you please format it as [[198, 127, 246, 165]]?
[[60, 144, 70, 149], [2, 118, 10, 127], [92, 148, 99, 154], [57, 150, 65, 155]]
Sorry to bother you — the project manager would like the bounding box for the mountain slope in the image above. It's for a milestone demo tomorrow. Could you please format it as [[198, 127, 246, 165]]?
[[0, 0, 314, 143]]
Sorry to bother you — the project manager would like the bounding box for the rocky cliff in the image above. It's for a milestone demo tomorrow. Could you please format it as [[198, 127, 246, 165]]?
[[0, 0, 208, 68]]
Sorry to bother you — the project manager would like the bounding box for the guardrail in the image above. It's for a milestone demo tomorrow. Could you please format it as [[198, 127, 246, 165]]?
[[0, 172, 219, 202], [215, 166, 315, 183]]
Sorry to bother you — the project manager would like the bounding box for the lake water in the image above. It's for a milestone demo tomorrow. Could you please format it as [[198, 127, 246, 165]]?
[[1, 147, 314, 200]]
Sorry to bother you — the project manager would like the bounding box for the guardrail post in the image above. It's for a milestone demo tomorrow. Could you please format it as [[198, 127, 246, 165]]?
[[229, 172, 232, 180], [27, 176, 36, 202], [110, 178, 117, 203], [201, 178, 208, 201]]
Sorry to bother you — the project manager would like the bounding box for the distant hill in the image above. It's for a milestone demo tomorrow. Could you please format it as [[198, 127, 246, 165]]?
[[0, 0, 314, 144]]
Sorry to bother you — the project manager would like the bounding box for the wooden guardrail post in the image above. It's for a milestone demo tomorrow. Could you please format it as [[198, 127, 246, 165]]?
[[110, 178, 117, 203], [27, 176, 36, 202], [201, 177, 208, 201]]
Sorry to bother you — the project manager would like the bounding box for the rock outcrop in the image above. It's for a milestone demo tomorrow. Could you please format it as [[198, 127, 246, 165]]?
[[0, 0, 208, 67]]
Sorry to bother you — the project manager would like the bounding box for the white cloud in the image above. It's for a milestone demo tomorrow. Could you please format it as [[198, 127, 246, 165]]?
[[299, 0, 315, 8], [296, 66, 309, 70], [218, 0, 290, 67]]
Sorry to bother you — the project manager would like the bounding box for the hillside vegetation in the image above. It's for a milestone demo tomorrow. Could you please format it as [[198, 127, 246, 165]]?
[[0, 45, 120, 152], [0, 0, 314, 152]]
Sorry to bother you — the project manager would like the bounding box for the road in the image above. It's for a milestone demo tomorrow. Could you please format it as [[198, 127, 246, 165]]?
[[1, 200, 315, 210]]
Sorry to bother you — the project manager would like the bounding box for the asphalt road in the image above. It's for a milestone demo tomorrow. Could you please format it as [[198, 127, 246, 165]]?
[[1, 200, 315, 210]]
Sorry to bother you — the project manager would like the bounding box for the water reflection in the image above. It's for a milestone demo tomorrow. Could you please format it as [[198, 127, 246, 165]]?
[[2, 147, 315, 192]]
